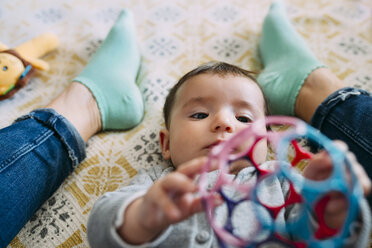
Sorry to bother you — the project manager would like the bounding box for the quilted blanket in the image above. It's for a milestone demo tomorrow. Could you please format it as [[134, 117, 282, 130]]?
[[1, 0, 371, 247]]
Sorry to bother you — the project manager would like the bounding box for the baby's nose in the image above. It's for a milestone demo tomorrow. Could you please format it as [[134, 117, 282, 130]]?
[[212, 116, 234, 133]]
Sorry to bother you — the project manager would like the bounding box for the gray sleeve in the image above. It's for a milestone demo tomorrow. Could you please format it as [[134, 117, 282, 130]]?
[[87, 165, 179, 248], [87, 169, 154, 248]]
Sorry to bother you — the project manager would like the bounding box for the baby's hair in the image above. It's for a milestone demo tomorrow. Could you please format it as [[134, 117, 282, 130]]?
[[163, 61, 270, 129]]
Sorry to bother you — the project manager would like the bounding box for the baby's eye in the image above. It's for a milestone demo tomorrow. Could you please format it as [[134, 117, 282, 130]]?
[[2, 66, 7, 71], [190, 113, 208, 119], [236, 116, 252, 123]]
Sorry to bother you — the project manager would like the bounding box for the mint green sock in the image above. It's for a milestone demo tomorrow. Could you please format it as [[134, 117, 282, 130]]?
[[73, 9, 143, 130], [257, 0, 325, 115]]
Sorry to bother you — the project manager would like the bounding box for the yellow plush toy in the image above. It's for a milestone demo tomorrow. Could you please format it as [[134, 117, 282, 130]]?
[[0, 33, 59, 100]]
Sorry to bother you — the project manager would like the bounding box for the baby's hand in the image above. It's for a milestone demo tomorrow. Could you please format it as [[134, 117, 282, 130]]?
[[139, 157, 208, 230], [118, 157, 220, 244], [302, 141, 371, 230]]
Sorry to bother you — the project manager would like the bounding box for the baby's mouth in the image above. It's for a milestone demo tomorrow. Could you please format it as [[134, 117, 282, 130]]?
[[205, 140, 223, 150]]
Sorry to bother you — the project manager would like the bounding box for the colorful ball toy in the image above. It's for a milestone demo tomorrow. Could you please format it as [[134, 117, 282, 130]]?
[[198, 116, 363, 248]]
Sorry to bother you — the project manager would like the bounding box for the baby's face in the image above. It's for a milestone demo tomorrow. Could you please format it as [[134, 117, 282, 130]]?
[[160, 73, 267, 167]]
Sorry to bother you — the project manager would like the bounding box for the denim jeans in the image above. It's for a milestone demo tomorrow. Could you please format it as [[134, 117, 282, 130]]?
[[311, 87, 372, 205], [0, 109, 86, 247]]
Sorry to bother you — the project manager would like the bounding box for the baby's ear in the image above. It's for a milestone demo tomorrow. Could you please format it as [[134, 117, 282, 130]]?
[[159, 129, 171, 160]]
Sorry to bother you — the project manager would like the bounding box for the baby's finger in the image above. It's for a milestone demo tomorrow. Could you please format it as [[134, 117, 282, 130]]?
[[302, 151, 333, 181], [333, 140, 348, 152], [177, 156, 212, 178], [324, 192, 347, 213], [334, 140, 371, 195], [178, 194, 204, 215], [162, 172, 198, 194], [323, 192, 348, 229], [177, 193, 223, 216], [153, 186, 182, 222], [347, 152, 371, 196]]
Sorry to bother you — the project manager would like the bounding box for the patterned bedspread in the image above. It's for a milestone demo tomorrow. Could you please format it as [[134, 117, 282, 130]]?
[[1, 0, 371, 247]]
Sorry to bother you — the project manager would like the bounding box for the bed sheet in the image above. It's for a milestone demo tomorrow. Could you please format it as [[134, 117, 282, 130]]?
[[1, 0, 371, 247]]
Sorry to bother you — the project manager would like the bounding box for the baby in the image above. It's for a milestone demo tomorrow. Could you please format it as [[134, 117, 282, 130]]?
[[87, 62, 371, 248]]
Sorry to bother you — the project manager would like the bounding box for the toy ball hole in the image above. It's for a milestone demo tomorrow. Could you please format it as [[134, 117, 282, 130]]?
[[228, 136, 268, 169], [228, 158, 254, 176], [2, 66, 7, 71], [220, 182, 249, 203], [256, 175, 303, 209], [214, 200, 271, 243], [314, 191, 347, 239], [232, 201, 271, 242]]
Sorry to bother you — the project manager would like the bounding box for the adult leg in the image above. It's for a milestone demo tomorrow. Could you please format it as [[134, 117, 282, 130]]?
[[0, 106, 88, 247], [0, 9, 143, 246], [295, 68, 345, 122], [257, 1, 372, 203], [298, 70, 372, 206], [298, 69, 372, 188]]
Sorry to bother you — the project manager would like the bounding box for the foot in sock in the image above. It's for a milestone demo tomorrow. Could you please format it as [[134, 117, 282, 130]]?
[[257, 0, 325, 115], [73, 9, 144, 130]]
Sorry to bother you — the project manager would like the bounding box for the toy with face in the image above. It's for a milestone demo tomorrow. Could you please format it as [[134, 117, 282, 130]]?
[[0, 53, 26, 95], [0, 33, 59, 100]]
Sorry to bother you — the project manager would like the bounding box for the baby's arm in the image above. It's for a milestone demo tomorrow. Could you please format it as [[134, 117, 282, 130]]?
[[302, 141, 371, 229], [87, 156, 217, 247], [117, 157, 208, 244], [87, 168, 155, 248]]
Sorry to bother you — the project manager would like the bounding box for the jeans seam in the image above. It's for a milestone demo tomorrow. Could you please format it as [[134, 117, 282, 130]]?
[[19, 109, 84, 168], [48, 111, 84, 167], [326, 90, 361, 105], [58, 132, 79, 167], [326, 115, 372, 156], [49, 114, 81, 167], [0, 129, 54, 173]]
